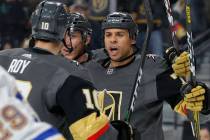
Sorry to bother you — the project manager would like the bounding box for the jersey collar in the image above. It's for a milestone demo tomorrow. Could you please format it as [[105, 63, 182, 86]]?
[[29, 47, 54, 55]]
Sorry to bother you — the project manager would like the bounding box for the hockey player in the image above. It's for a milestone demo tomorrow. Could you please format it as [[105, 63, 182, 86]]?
[[61, 12, 92, 64], [0, 1, 120, 140], [0, 66, 65, 140], [85, 12, 210, 140], [61, 12, 108, 64]]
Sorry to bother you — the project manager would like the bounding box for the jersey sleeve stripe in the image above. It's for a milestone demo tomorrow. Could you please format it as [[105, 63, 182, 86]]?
[[33, 128, 64, 140], [70, 112, 110, 140], [88, 123, 110, 140]]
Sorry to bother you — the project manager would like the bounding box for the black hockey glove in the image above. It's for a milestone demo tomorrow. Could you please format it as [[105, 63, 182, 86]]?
[[111, 120, 140, 140], [180, 81, 210, 114], [164, 47, 190, 78]]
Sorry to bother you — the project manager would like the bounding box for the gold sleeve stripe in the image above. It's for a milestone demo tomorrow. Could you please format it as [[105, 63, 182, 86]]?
[[70, 113, 109, 140]]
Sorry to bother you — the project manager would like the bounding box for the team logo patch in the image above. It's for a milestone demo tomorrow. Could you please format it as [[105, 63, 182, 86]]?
[[92, 0, 108, 13], [98, 90, 122, 120], [106, 68, 114, 75]]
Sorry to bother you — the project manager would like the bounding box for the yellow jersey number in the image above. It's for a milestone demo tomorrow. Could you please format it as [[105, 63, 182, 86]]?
[[15, 80, 32, 100]]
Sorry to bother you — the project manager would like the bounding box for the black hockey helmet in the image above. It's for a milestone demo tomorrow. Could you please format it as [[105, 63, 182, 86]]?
[[66, 13, 92, 40], [102, 12, 138, 39], [31, 1, 68, 42]]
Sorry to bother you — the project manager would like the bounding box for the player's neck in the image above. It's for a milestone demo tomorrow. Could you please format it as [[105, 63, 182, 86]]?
[[77, 52, 89, 64], [110, 55, 135, 68], [109, 47, 136, 68], [35, 40, 62, 55]]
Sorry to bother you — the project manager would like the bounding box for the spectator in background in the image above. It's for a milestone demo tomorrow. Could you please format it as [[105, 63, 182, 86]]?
[[200, 123, 210, 140], [174, 0, 208, 36], [2, 41, 13, 50], [0, 0, 29, 48], [191, 0, 208, 36], [130, 0, 179, 56], [69, 0, 88, 16], [20, 37, 30, 48]]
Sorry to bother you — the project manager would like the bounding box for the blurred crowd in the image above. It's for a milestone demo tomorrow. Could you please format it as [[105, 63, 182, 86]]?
[[0, 0, 210, 54]]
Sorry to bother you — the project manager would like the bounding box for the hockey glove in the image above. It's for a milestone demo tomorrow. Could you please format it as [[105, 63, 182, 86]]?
[[111, 120, 140, 140], [180, 82, 210, 113], [172, 51, 190, 78], [174, 99, 188, 116], [69, 112, 111, 140]]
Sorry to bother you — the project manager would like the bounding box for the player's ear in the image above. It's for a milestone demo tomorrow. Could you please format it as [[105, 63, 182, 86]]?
[[130, 33, 136, 45], [85, 35, 91, 46], [64, 32, 70, 44], [131, 39, 136, 45]]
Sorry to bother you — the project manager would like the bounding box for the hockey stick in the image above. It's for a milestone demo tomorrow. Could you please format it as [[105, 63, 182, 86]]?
[[163, 0, 180, 51], [185, 0, 200, 139], [185, 0, 196, 83], [163, 0, 183, 82], [125, 0, 153, 122], [163, 0, 186, 84], [164, 0, 200, 139], [164, 0, 197, 84]]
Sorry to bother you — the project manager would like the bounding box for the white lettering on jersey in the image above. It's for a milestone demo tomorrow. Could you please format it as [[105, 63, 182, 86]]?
[[0, 66, 65, 140], [21, 54, 32, 59], [8, 59, 31, 74]]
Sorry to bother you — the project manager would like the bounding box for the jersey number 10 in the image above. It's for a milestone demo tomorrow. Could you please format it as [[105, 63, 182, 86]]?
[[41, 22, 49, 30], [82, 89, 100, 110]]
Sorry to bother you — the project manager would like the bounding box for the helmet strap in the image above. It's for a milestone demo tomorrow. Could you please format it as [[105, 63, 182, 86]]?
[[63, 29, 73, 53], [111, 47, 139, 63]]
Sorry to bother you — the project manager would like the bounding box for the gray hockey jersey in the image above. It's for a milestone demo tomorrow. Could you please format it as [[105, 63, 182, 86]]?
[[0, 47, 90, 128], [86, 54, 183, 140]]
